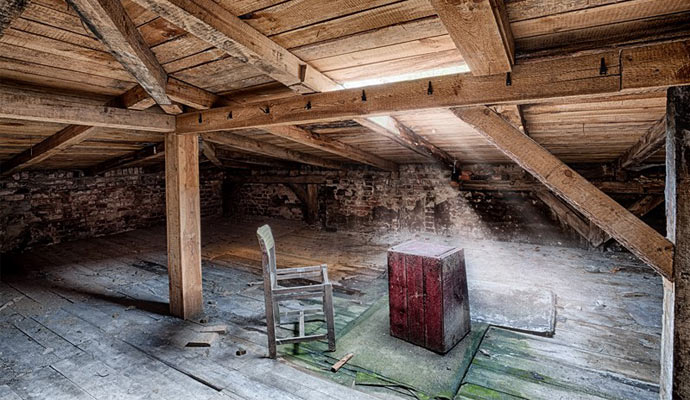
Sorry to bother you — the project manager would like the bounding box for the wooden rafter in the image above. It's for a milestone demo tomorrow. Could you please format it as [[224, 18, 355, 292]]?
[[0, 0, 31, 37], [202, 132, 340, 170], [176, 40, 690, 135], [452, 106, 673, 280], [616, 117, 666, 170], [589, 195, 664, 247], [130, 0, 338, 93], [135, 0, 448, 168], [200, 139, 222, 168], [263, 125, 397, 171], [66, 0, 176, 112], [431, 0, 514, 76], [88, 142, 164, 175]]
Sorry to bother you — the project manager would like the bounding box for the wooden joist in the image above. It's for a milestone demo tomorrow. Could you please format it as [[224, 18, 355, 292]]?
[[263, 125, 397, 171], [130, 0, 338, 93], [0, 87, 175, 131], [202, 132, 340, 170], [1, 0, 31, 37], [356, 116, 456, 168], [200, 139, 223, 168], [452, 106, 674, 280], [431, 0, 514, 76], [66, 0, 173, 109], [89, 142, 164, 175], [616, 117, 666, 170], [176, 40, 690, 134], [137, 0, 447, 168], [0, 125, 98, 176]]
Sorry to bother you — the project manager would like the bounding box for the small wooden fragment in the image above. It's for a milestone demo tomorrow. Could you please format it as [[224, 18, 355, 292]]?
[[330, 353, 354, 372], [185, 332, 218, 347], [198, 324, 227, 334]]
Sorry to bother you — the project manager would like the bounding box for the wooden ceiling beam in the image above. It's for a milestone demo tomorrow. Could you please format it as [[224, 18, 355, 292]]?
[[200, 139, 223, 168], [356, 116, 456, 168], [202, 132, 340, 170], [1, 0, 31, 37], [177, 40, 690, 134], [431, 0, 514, 76], [0, 87, 175, 131], [88, 142, 164, 176], [136, 0, 445, 168], [452, 106, 674, 280], [263, 125, 397, 171], [616, 117, 666, 170], [66, 0, 176, 112], [129, 0, 338, 93]]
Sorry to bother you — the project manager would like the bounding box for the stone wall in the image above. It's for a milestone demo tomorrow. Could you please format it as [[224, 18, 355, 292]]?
[[225, 164, 581, 246], [0, 167, 223, 253]]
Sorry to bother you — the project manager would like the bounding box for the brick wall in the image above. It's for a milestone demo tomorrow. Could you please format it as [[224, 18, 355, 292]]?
[[0, 167, 223, 253], [225, 164, 581, 246]]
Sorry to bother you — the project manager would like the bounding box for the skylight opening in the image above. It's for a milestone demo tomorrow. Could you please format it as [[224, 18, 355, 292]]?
[[341, 64, 470, 89]]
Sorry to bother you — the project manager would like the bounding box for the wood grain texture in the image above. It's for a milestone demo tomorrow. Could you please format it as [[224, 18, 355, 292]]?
[[662, 85, 690, 398], [202, 131, 340, 170], [616, 117, 666, 169], [0, 86, 175, 131], [264, 125, 396, 171], [431, 0, 513, 76], [66, 0, 171, 105], [452, 106, 673, 280], [165, 132, 203, 319], [177, 50, 628, 134]]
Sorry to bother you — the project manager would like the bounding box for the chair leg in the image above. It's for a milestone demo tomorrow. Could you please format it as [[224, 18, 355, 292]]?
[[264, 289, 278, 359], [323, 283, 336, 352]]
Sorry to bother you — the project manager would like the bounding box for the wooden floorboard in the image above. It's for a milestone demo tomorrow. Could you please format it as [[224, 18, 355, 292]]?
[[0, 216, 662, 399]]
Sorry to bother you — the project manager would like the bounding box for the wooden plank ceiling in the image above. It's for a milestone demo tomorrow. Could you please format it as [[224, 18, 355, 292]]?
[[0, 0, 688, 171]]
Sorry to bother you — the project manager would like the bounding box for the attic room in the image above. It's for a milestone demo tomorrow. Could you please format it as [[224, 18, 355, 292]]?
[[0, 0, 689, 399]]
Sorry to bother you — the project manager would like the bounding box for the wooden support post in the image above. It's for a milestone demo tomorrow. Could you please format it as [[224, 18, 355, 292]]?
[[165, 132, 203, 319], [661, 85, 690, 398]]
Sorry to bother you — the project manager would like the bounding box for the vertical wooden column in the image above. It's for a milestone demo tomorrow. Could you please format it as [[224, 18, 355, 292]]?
[[662, 85, 690, 398], [165, 132, 203, 319]]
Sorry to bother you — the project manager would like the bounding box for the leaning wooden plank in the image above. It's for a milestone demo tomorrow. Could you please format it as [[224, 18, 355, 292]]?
[[0, 0, 31, 38], [0, 125, 98, 176], [590, 195, 664, 248], [431, 0, 513, 76], [66, 0, 171, 106], [452, 106, 673, 280], [615, 117, 666, 170], [176, 50, 623, 134], [0, 88, 175, 131], [535, 190, 592, 241], [203, 132, 341, 170], [263, 125, 397, 171]]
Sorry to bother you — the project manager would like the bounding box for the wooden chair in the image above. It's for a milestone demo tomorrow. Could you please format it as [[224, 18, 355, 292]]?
[[256, 224, 336, 358]]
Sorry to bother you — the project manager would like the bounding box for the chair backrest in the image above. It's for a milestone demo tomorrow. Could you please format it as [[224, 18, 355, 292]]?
[[257, 224, 277, 287]]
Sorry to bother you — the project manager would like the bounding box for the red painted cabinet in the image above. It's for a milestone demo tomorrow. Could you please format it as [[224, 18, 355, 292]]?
[[388, 240, 470, 353]]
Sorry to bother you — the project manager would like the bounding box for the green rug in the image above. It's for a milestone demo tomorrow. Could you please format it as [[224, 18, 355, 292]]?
[[282, 297, 489, 399]]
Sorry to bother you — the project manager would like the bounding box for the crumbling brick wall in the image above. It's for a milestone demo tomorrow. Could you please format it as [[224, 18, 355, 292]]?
[[226, 164, 580, 246], [0, 167, 223, 253]]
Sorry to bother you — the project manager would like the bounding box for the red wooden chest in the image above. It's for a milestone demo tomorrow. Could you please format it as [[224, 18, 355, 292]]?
[[388, 240, 470, 353]]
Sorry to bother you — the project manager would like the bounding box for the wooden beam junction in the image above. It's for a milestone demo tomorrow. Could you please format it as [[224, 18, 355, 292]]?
[[66, 0, 175, 111], [431, 0, 514, 76], [452, 106, 674, 280], [176, 40, 690, 135], [616, 117, 666, 170]]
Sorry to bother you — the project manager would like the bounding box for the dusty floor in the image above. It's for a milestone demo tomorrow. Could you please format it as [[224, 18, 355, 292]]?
[[0, 216, 662, 399]]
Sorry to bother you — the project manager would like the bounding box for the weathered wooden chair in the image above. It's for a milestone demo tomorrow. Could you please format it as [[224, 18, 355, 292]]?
[[256, 224, 336, 358]]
